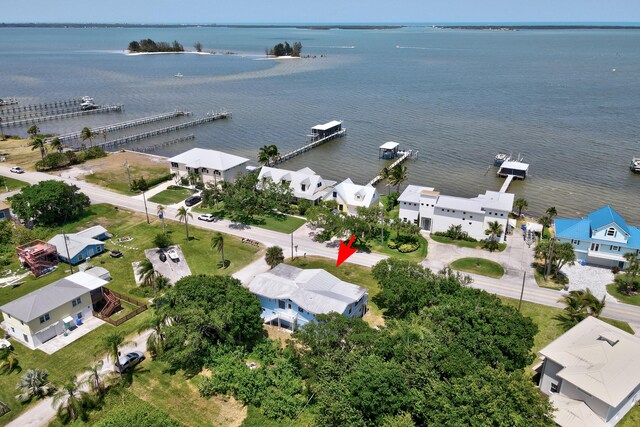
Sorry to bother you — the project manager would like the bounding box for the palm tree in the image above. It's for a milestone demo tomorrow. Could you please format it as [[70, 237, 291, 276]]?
[[514, 197, 528, 217], [211, 232, 226, 268], [137, 259, 156, 287], [82, 361, 107, 396], [538, 215, 552, 238], [30, 136, 47, 159], [546, 206, 558, 219], [52, 376, 91, 423], [622, 252, 640, 294], [483, 221, 504, 252], [49, 137, 63, 153], [379, 166, 392, 196], [265, 246, 284, 269], [258, 145, 272, 167], [139, 314, 167, 358], [27, 125, 40, 138], [0, 347, 19, 374], [80, 127, 95, 147], [268, 144, 281, 165], [98, 332, 133, 379], [389, 164, 408, 193], [176, 206, 193, 240], [15, 368, 54, 402], [556, 289, 606, 331], [131, 177, 150, 224], [156, 204, 166, 234], [153, 275, 170, 307]]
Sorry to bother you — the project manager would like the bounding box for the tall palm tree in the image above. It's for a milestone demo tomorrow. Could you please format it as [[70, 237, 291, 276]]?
[[389, 164, 408, 193], [538, 215, 552, 238], [623, 252, 640, 294], [211, 232, 226, 268], [156, 204, 166, 234], [52, 376, 90, 423], [379, 166, 392, 196], [49, 137, 63, 153], [27, 125, 40, 138], [131, 177, 150, 224], [137, 259, 156, 287], [176, 206, 193, 241], [268, 144, 281, 165], [98, 332, 133, 379], [514, 197, 528, 217], [139, 314, 167, 358], [80, 127, 95, 147], [82, 361, 107, 396], [484, 220, 504, 252], [30, 136, 47, 159], [556, 289, 606, 331], [546, 206, 558, 219], [0, 347, 19, 374], [258, 145, 272, 167], [15, 368, 54, 402]]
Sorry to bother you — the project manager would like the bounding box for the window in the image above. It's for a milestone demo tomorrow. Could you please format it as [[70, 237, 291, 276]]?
[[590, 243, 600, 252], [298, 307, 303, 313], [571, 239, 580, 245], [333, 191, 337, 198], [213, 170, 221, 176], [23, 334, 28, 343], [550, 382, 559, 393], [607, 227, 616, 237], [611, 245, 621, 252], [348, 307, 352, 314], [301, 184, 306, 191], [288, 303, 292, 310], [317, 182, 322, 188], [278, 300, 285, 309], [39, 313, 50, 324], [201, 168, 209, 173], [170, 162, 178, 168], [77, 312, 83, 319], [72, 297, 82, 307], [78, 254, 84, 261]]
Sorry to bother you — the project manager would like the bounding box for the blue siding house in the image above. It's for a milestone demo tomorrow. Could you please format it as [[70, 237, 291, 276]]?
[[554, 205, 640, 268], [48, 226, 109, 265], [248, 264, 368, 331]]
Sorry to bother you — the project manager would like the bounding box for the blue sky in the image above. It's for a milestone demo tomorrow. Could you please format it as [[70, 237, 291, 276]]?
[[4, 0, 640, 24]]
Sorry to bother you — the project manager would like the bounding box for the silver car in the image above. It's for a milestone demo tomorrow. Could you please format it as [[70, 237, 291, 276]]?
[[115, 351, 145, 373]]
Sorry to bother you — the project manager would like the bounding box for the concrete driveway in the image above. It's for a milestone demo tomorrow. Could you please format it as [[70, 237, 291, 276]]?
[[144, 245, 191, 284]]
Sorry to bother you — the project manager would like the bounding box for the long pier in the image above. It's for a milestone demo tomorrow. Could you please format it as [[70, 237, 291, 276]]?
[[0, 98, 18, 107], [368, 150, 417, 186], [1, 105, 91, 122], [129, 134, 195, 153], [273, 129, 346, 166], [48, 110, 191, 144], [0, 98, 81, 113], [91, 111, 231, 150], [2, 104, 123, 127]]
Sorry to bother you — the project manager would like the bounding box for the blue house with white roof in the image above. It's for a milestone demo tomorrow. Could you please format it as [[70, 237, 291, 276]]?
[[554, 205, 640, 269]]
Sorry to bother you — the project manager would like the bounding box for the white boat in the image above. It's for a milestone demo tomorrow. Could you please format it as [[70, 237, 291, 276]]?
[[494, 152, 510, 166], [174, 73, 184, 78], [81, 96, 94, 103], [630, 157, 640, 174], [167, 248, 179, 261]]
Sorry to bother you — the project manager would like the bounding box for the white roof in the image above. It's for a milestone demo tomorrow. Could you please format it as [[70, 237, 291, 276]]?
[[526, 222, 543, 232], [258, 166, 336, 201], [539, 316, 640, 407], [75, 225, 107, 239], [500, 160, 530, 171], [473, 190, 515, 212], [549, 394, 607, 427], [379, 141, 400, 150], [249, 264, 367, 315], [168, 148, 249, 171], [434, 190, 514, 214], [399, 185, 434, 204], [82, 267, 111, 281], [312, 120, 342, 131], [331, 178, 379, 209], [436, 195, 485, 214]]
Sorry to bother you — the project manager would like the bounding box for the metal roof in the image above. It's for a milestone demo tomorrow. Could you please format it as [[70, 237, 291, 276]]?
[[249, 264, 367, 315], [499, 160, 530, 171], [549, 394, 607, 427], [379, 141, 399, 150], [168, 148, 249, 171], [311, 120, 342, 131], [332, 178, 379, 208], [258, 166, 336, 201]]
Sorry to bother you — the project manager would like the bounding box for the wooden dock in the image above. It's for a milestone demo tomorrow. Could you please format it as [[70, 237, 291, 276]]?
[[368, 149, 417, 186], [2, 104, 123, 127], [47, 110, 191, 144], [0, 98, 81, 113], [273, 129, 346, 166], [129, 134, 195, 153], [1, 104, 94, 123], [91, 112, 230, 150], [499, 175, 514, 193]]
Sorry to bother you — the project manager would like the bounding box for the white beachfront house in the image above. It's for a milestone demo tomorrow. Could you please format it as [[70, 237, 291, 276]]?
[[537, 317, 640, 427], [168, 148, 249, 184], [257, 166, 336, 203], [554, 205, 640, 269], [398, 185, 514, 241], [326, 178, 379, 215], [248, 264, 368, 331], [0, 272, 109, 349]]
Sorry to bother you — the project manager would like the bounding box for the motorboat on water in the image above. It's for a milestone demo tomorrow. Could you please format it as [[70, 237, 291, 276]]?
[[81, 96, 94, 103], [494, 152, 510, 166], [631, 157, 640, 174], [174, 73, 184, 78]]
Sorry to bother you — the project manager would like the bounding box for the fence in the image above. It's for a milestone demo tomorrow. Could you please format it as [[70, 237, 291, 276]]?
[[93, 288, 147, 326]]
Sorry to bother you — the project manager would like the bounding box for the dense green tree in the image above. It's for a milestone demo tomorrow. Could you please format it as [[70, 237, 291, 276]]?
[[265, 246, 284, 269], [620, 252, 640, 294], [535, 240, 576, 279], [160, 275, 263, 374], [152, 233, 172, 249], [9, 180, 90, 226], [94, 399, 179, 427], [0, 220, 13, 245]]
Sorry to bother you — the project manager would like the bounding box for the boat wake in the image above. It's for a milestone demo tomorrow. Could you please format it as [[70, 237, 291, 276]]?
[[307, 45, 355, 49]]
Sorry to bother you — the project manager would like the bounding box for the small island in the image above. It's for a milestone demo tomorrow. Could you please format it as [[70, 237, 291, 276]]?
[[127, 38, 184, 53], [267, 41, 302, 57]]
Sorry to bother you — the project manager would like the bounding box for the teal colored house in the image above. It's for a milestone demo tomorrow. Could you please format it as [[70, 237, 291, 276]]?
[[554, 205, 640, 269], [48, 226, 109, 265]]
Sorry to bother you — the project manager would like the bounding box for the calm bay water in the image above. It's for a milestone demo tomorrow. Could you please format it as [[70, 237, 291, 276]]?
[[1, 26, 639, 219]]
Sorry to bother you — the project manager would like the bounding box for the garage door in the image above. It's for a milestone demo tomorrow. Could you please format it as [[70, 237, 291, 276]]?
[[35, 322, 59, 344]]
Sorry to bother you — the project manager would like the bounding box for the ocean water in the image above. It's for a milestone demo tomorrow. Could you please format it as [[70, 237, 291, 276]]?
[[1, 26, 639, 219]]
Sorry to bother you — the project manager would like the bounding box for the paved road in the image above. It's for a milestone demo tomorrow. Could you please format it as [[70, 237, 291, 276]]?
[[4, 166, 640, 326]]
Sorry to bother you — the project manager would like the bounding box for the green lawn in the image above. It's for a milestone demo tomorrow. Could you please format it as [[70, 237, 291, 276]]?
[[534, 267, 566, 291], [450, 257, 504, 278], [193, 205, 306, 234], [430, 234, 507, 252], [606, 284, 640, 306], [354, 233, 428, 264], [148, 186, 195, 205], [0, 175, 28, 192], [286, 256, 384, 326]]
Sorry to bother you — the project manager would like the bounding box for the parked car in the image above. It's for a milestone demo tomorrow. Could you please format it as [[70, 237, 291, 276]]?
[[184, 195, 201, 207], [115, 351, 145, 373], [109, 250, 123, 258], [9, 167, 24, 174], [197, 213, 216, 222]]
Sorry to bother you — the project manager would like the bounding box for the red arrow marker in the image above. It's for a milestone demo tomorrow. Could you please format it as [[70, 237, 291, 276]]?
[[336, 235, 357, 267]]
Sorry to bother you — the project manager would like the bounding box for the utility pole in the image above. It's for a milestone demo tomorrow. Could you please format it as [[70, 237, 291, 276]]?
[[62, 233, 74, 273], [518, 271, 526, 311], [124, 160, 131, 189], [290, 233, 294, 260]]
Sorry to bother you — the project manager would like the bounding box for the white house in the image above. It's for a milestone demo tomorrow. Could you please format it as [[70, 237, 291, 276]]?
[[168, 148, 249, 184], [0, 272, 109, 349], [326, 178, 379, 215], [248, 264, 368, 331], [538, 316, 640, 427], [257, 166, 336, 203], [398, 185, 514, 241]]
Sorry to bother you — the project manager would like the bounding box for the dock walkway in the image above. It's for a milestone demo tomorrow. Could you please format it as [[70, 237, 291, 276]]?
[[368, 150, 417, 186], [273, 129, 346, 166], [125, 134, 195, 153], [2, 105, 123, 127], [0, 98, 80, 113], [499, 175, 514, 193]]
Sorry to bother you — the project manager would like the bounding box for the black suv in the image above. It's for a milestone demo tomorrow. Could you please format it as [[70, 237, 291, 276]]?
[[184, 195, 202, 207]]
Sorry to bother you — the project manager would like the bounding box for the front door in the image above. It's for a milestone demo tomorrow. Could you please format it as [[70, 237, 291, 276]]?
[[421, 217, 432, 231]]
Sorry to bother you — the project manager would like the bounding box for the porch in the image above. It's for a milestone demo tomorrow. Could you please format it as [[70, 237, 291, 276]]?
[[37, 316, 106, 355]]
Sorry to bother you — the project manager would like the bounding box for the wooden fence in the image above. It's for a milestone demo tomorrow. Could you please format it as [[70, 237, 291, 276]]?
[[93, 288, 147, 326]]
